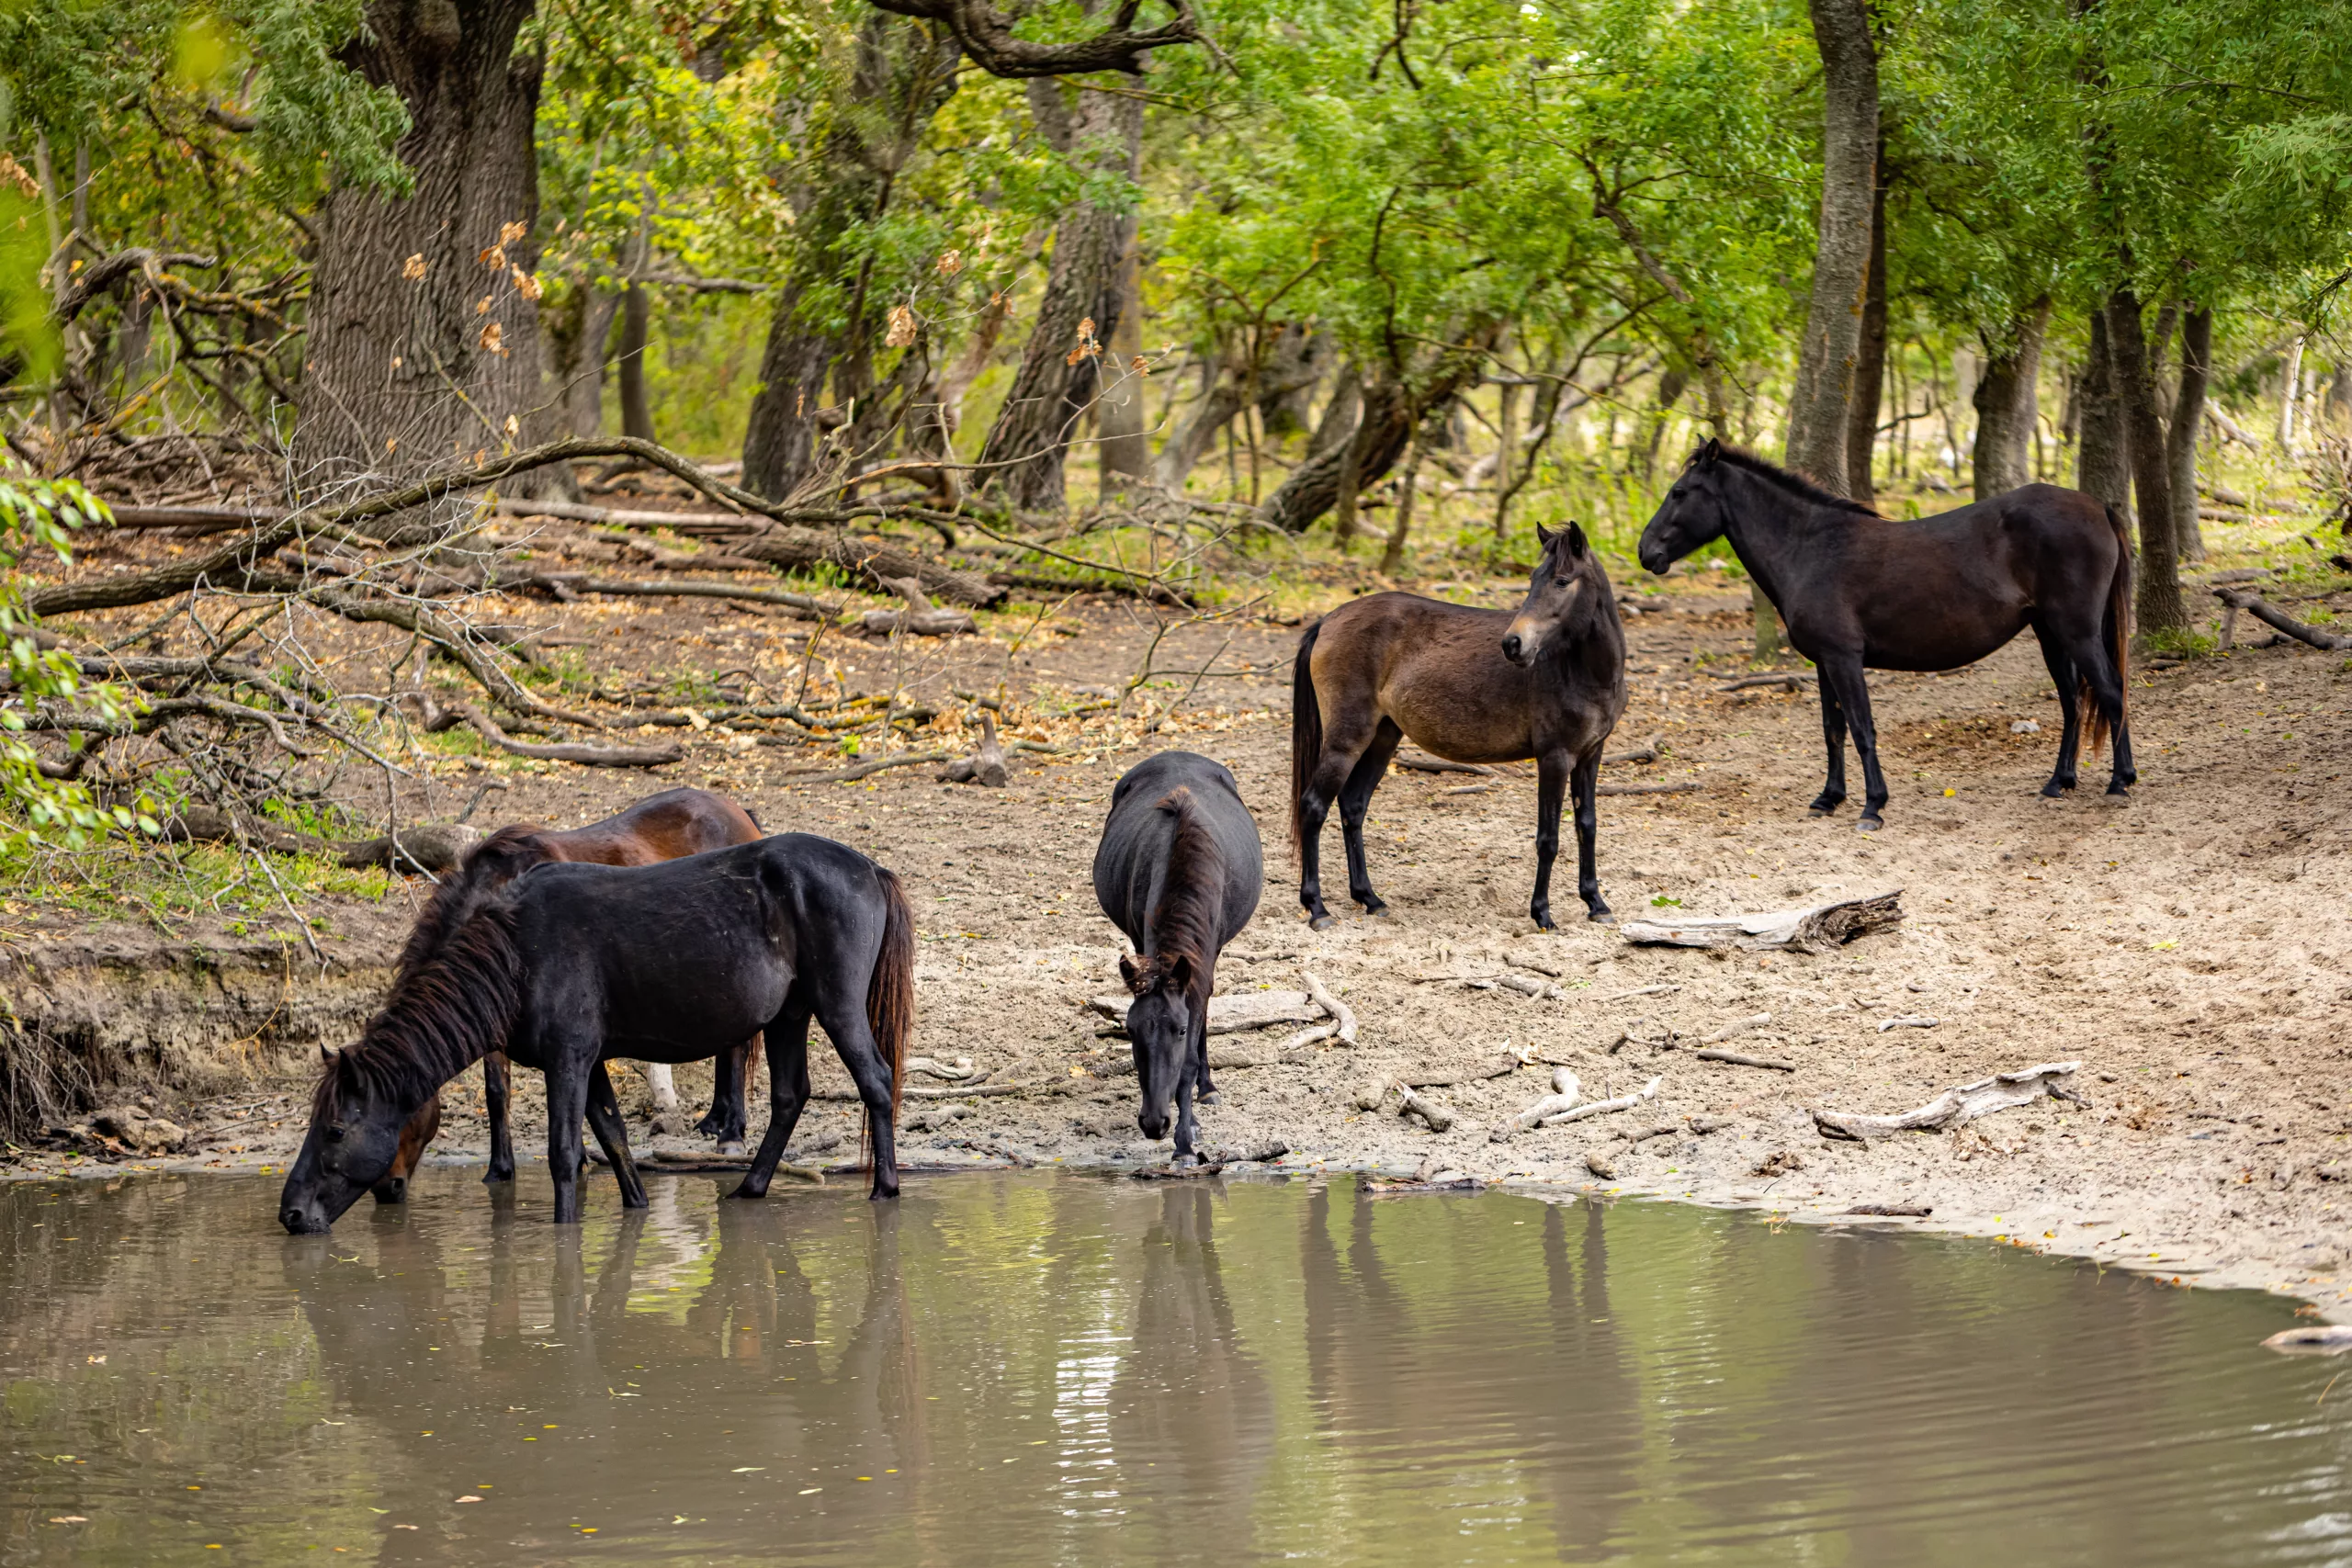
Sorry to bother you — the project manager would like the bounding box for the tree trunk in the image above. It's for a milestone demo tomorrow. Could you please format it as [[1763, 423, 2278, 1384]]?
[[1150, 331, 1324, 491], [739, 15, 960, 500], [2278, 334, 2305, 449], [2105, 288, 2187, 639], [1097, 231, 1148, 497], [2168, 305, 2211, 563], [1493, 378, 1520, 538], [616, 280, 656, 444], [1380, 432, 1424, 576], [544, 282, 618, 440], [1308, 361, 1362, 461], [1970, 295, 2050, 500], [2076, 310, 2132, 523], [978, 81, 1142, 510], [1781, 0, 1880, 494], [1264, 338, 1492, 534], [297, 0, 548, 499], [1845, 139, 1888, 504]]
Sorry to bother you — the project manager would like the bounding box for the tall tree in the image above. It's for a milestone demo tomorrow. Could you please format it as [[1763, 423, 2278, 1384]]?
[[1844, 141, 1889, 503], [296, 0, 548, 495], [2166, 307, 2211, 561], [1971, 296, 2049, 498], [1781, 0, 1880, 494], [2105, 288, 2186, 637]]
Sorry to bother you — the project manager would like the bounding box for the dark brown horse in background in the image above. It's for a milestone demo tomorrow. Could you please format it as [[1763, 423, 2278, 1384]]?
[[368, 787, 764, 1202], [1291, 522, 1627, 930], [1637, 440, 2132, 829]]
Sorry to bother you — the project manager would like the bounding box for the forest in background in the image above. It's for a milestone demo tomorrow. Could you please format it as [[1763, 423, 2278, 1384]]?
[[0, 0, 2349, 872]]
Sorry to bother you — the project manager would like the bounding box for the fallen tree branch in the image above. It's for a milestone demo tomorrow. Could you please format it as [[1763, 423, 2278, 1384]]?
[[2212, 586, 2352, 651], [1538, 1075, 1663, 1127], [862, 577, 978, 637], [1813, 1061, 2082, 1142], [1620, 889, 1904, 952], [1302, 970, 1358, 1043], [777, 750, 952, 784], [1715, 672, 1815, 693], [533, 574, 837, 618], [1699, 1012, 1771, 1044], [1597, 781, 1702, 796], [447, 700, 683, 768], [1395, 1081, 1456, 1131], [937, 712, 1008, 785], [1496, 1066, 1583, 1138], [1693, 1048, 1794, 1071], [1090, 989, 1323, 1035]]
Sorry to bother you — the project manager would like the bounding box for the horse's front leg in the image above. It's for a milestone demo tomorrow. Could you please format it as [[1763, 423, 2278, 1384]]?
[[584, 1062, 648, 1210], [482, 1051, 515, 1184], [1819, 658, 1888, 829], [1530, 755, 1566, 930], [1171, 1035, 1202, 1166], [1809, 680, 1849, 814], [734, 1009, 812, 1201], [1190, 991, 1218, 1107], [544, 1051, 594, 1225], [695, 1033, 758, 1153], [1570, 749, 1611, 923]]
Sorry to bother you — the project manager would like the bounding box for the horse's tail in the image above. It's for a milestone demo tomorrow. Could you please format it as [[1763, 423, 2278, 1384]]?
[[862, 863, 916, 1168], [2086, 502, 2132, 756], [1289, 619, 1323, 863]]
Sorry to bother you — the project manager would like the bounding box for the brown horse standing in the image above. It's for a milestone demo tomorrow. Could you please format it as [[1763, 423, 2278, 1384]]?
[[368, 787, 764, 1202], [1290, 522, 1628, 931]]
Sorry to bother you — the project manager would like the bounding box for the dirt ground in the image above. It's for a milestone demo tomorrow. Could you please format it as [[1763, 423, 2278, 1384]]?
[[15, 516, 2352, 1315]]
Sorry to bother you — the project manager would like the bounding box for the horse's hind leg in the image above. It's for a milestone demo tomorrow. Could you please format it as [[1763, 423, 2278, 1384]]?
[[733, 1007, 813, 1201], [1298, 708, 1383, 930], [814, 977, 901, 1201], [1808, 682, 1849, 814], [483, 1052, 515, 1184], [1338, 718, 1403, 916], [2034, 630, 2082, 795], [1818, 656, 1888, 829], [1569, 750, 1611, 924], [695, 1033, 758, 1152], [585, 1062, 648, 1210], [2073, 634, 2135, 793]]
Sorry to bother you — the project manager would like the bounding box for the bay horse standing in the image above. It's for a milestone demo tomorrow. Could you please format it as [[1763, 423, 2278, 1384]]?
[[1291, 522, 1627, 930], [1093, 752, 1264, 1165], [368, 787, 766, 1203], [280, 832, 914, 1232], [1637, 439, 2132, 829]]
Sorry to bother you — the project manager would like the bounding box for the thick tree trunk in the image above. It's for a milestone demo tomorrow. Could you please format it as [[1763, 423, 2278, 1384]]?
[[1380, 432, 1424, 575], [1781, 0, 1879, 494], [1150, 331, 1324, 491], [616, 281, 656, 444], [978, 83, 1143, 510], [1970, 295, 2049, 500], [1097, 231, 1148, 496], [740, 15, 960, 500], [545, 283, 617, 438], [1263, 337, 1492, 534], [2168, 306, 2211, 562], [1845, 141, 1888, 503], [2105, 288, 2187, 638], [1308, 362, 1362, 461], [2076, 310, 2132, 523], [297, 0, 548, 500]]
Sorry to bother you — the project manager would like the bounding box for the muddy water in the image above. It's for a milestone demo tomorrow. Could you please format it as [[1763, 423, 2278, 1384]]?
[[0, 1170, 2346, 1565]]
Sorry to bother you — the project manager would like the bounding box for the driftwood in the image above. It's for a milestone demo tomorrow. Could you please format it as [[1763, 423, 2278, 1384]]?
[[1700, 1012, 1770, 1044], [1276, 1022, 1337, 1052], [1621, 889, 1904, 953], [1538, 1076, 1663, 1128], [937, 712, 1009, 785], [862, 577, 978, 637], [1845, 1202, 1933, 1217], [1395, 1082, 1456, 1132], [1132, 1161, 1227, 1180], [1584, 1152, 1618, 1179], [1694, 1048, 1794, 1071], [2262, 1325, 2352, 1354], [1495, 1067, 1582, 1138], [1875, 1014, 1939, 1033], [1813, 1061, 2082, 1142], [2212, 586, 2352, 652], [1303, 970, 1358, 1043], [909, 1055, 977, 1080], [1715, 672, 1815, 693]]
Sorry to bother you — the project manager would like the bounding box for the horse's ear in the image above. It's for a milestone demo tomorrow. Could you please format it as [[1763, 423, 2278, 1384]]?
[[1166, 953, 1195, 996], [1118, 954, 1144, 995], [1698, 436, 1722, 466], [1534, 522, 1556, 547], [321, 1045, 339, 1065], [1564, 520, 1589, 558]]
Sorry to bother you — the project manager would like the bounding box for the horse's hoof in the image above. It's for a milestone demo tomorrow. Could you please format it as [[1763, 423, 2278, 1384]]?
[[1806, 800, 1842, 817], [1532, 913, 1556, 931], [2040, 782, 2069, 798], [1856, 817, 1883, 833], [1172, 1152, 1199, 1168], [1198, 1091, 1221, 1106], [1586, 907, 1616, 925], [1306, 913, 1336, 931], [1360, 902, 1393, 920], [718, 1139, 746, 1156]]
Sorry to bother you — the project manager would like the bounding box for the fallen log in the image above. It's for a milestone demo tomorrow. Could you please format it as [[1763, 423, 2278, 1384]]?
[[1715, 672, 1815, 693], [2262, 1325, 2352, 1354], [1302, 970, 1359, 1043], [776, 750, 951, 784], [1694, 1048, 1794, 1072], [1538, 1076, 1663, 1127], [1845, 1202, 1932, 1217], [1813, 1061, 2082, 1142], [1620, 889, 1904, 953], [937, 712, 1009, 786], [166, 806, 483, 874], [534, 574, 836, 618], [862, 576, 978, 637], [1394, 754, 1494, 776], [2212, 586, 2352, 651]]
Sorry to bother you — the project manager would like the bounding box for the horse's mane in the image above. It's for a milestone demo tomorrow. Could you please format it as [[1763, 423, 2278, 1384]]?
[[1699, 444, 1883, 517], [389, 823, 557, 979], [1125, 786, 1223, 998], [314, 895, 526, 1122]]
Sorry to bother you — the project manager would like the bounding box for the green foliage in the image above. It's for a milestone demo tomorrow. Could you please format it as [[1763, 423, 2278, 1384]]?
[[0, 472, 156, 855]]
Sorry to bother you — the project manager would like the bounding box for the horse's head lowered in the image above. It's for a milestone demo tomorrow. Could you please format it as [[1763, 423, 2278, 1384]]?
[[1120, 950, 1195, 1141], [279, 1048, 416, 1234], [1502, 520, 1604, 666], [1637, 437, 1735, 575]]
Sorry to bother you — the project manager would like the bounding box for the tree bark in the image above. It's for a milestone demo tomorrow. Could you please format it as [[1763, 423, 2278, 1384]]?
[[1970, 295, 2049, 500], [1263, 339, 1492, 534], [1150, 330, 1323, 491], [2076, 309, 2132, 523], [297, 0, 548, 496], [1844, 140, 1889, 504], [1308, 361, 1362, 461], [1380, 431, 1424, 575], [2167, 305, 2211, 562], [2104, 288, 2187, 638], [978, 80, 1142, 510], [740, 15, 961, 500], [616, 280, 656, 444], [1493, 377, 1520, 538], [1097, 231, 1148, 496], [1781, 0, 1880, 494]]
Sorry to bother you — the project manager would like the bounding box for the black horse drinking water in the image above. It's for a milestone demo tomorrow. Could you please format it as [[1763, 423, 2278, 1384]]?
[[279, 833, 913, 1232], [1292, 521, 1627, 929], [1093, 752, 1264, 1165], [1639, 441, 2132, 829]]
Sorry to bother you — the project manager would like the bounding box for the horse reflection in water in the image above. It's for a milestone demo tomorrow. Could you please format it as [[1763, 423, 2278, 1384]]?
[[1299, 1184, 1643, 1556]]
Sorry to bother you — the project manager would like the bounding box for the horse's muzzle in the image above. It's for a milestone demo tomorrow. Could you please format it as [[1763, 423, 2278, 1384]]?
[[1638, 543, 1669, 576], [1137, 1107, 1170, 1140], [1501, 632, 1532, 666], [279, 1204, 332, 1235]]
